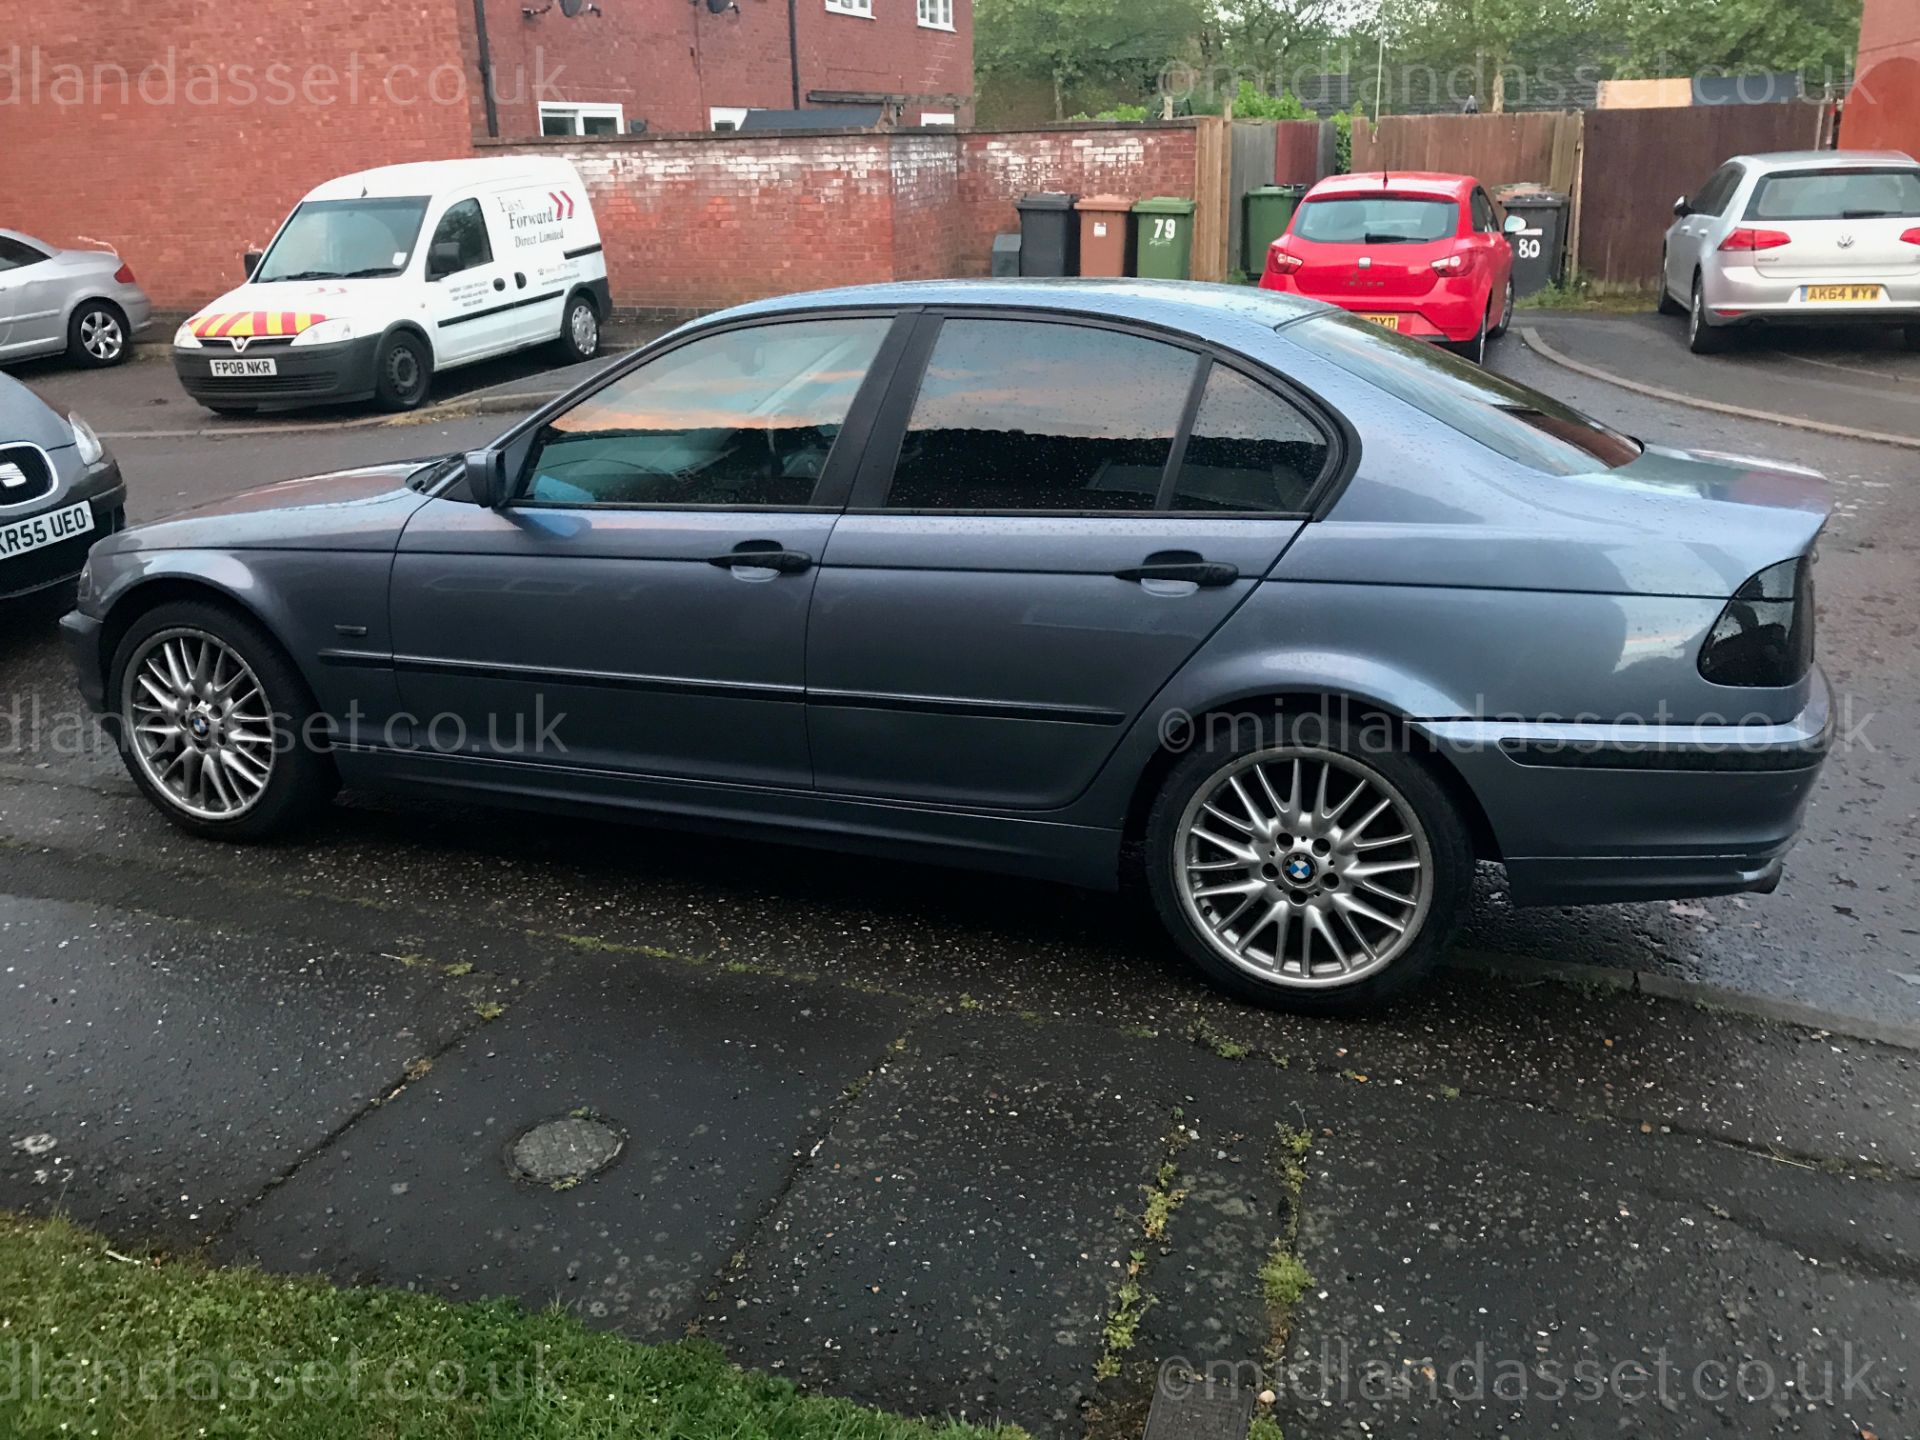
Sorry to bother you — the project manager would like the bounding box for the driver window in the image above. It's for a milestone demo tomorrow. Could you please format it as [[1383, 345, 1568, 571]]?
[[525, 317, 892, 508], [429, 199, 493, 277]]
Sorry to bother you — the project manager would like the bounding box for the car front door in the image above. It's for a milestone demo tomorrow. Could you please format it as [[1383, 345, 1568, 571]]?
[[421, 196, 516, 366], [388, 311, 902, 789], [804, 313, 1331, 811]]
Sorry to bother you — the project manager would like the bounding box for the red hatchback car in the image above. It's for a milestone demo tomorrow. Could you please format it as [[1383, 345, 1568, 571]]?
[[1259, 171, 1522, 363]]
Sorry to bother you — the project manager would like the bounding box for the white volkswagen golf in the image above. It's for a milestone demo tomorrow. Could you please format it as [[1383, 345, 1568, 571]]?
[[1660, 149, 1920, 354]]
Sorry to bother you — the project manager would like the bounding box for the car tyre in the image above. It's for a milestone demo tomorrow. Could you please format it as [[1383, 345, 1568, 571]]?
[[1452, 308, 1489, 365], [110, 599, 336, 842], [1143, 711, 1472, 1014], [373, 330, 433, 411], [1687, 275, 1726, 355], [1657, 255, 1686, 316], [206, 405, 256, 418], [68, 301, 129, 368], [1488, 279, 1515, 339], [554, 293, 600, 364]]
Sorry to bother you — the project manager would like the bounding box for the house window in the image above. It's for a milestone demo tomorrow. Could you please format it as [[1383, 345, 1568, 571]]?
[[917, 0, 954, 28], [710, 107, 749, 132], [539, 102, 624, 137], [825, 0, 873, 15]]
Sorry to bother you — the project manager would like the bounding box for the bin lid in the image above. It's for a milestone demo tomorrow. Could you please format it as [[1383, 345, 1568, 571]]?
[[1245, 185, 1303, 198], [1495, 186, 1569, 208], [1017, 192, 1078, 211], [1076, 194, 1135, 212], [1132, 196, 1196, 215]]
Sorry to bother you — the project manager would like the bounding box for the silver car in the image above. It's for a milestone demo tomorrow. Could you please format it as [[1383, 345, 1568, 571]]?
[[0, 228, 154, 368], [1660, 149, 1920, 354]]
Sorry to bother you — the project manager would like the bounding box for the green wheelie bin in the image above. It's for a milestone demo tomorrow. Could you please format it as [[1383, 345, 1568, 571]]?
[[1132, 197, 1196, 280]]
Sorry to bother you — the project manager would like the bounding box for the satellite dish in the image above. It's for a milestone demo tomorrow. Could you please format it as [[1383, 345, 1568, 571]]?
[[558, 0, 584, 14]]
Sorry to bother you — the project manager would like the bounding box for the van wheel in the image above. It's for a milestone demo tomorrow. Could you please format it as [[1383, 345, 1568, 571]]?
[[374, 331, 433, 411], [1143, 712, 1471, 1013], [555, 294, 600, 363], [69, 301, 129, 367]]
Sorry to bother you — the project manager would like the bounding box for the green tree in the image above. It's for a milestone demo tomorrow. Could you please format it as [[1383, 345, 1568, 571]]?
[[1377, 0, 1598, 111], [1606, 0, 1861, 80], [975, 0, 1208, 120]]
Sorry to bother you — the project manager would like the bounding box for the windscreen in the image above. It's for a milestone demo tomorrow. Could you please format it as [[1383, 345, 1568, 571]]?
[[1745, 168, 1920, 221], [1292, 197, 1459, 244], [255, 197, 431, 283], [1292, 311, 1643, 475]]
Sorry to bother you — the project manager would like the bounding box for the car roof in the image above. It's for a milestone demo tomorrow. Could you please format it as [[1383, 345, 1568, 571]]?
[[1735, 149, 1918, 173], [710, 278, 1326, 335], [1305, 171, 1474, 199], [302, 156, 579, 202]]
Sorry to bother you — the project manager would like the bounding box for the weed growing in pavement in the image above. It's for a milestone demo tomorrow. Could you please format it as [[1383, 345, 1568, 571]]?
[[1095, 1252, 1154, 1381], [1249, 1417, 1286, 1440], [1191, 1017, 1249, 1060], [1262, 1125, 1317, 1359]]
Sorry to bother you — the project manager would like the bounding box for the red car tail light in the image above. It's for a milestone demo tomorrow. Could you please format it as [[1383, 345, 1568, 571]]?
[[113, 262, 136, 284], [1430, 250, 1474, 276], [1267, 245, 1303, 274], [1719, 228, 1791, 252]]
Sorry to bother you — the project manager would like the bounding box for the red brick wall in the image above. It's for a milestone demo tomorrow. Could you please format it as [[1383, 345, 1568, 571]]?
[[1842, 0, 1920, 156], [955, 125, 1201, 275], [495, 121, 1201, 314], [478, 0, 973, 138], [0, 0, 477, 309]]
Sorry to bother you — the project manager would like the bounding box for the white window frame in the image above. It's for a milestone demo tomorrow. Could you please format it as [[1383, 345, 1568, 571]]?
[[709, 106, 750, 132], [826, 0, 873, 16], [920, 111, 957, 126], [917, 0, 954, 29], [539, 102, 625, 137]]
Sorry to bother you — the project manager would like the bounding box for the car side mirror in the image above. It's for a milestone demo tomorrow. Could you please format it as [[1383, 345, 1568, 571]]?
[[463, 449, 510, 510], [1672, 197, 1692, 218], [1503, 214, 1525, 235], [242, 250, 264, 280], [427, 241, 462, 281]]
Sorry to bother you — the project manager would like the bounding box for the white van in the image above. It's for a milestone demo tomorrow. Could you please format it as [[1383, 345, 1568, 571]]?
[[172, 156, 609, 414]]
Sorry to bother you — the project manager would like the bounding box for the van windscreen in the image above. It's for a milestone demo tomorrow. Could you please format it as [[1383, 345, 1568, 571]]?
[[255, 197, 431, 283]]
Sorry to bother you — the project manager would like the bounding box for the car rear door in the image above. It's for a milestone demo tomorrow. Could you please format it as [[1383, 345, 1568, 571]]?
[[1668, 163, 1742, 290], [803, 312, 1332, 811], [388, 310, 906, 789]]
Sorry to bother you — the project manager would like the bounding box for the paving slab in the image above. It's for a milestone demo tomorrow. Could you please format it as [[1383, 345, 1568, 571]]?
[[0, 892, 489, 1244], [1281, 1081, 1920, 1437], [217, 957, 914, 1337]]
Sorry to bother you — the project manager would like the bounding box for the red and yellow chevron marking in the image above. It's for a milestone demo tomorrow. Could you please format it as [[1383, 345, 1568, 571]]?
[[189, 311, 329, 340]]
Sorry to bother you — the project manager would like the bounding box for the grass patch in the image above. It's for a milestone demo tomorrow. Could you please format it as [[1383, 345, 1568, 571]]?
[[1258, 1245, 1314, 1312], [1261, 1126, 1317, 1361], [1093, 1251, 1153, 1382], [1517, 278, 1658, 313], [0, 1213, 1025, 1439], [1190, 1018, 1249, 1061], [1249, 1417, 1286, 1440]]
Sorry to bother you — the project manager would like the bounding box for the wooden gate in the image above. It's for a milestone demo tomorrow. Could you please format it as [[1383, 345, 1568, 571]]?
[[1228, 122, 1280, 274], [1350, 112, 1581, 191]]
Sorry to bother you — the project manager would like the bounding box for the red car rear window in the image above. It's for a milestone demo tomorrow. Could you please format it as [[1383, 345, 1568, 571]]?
[[1292, 197, 1458, 244]]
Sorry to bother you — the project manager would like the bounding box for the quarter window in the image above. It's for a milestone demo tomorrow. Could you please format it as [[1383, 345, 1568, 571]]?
[[1689, 164, 1742, 217], [525, 317, 891, 508], [0, 236, 50, 272], [1172, 366, 1328, 513], [883, 319, 1197, 512], [426, 199, 493, 279]]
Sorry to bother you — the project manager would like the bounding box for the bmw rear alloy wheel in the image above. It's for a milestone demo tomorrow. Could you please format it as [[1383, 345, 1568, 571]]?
[[1146, 715, 1470, 1010]]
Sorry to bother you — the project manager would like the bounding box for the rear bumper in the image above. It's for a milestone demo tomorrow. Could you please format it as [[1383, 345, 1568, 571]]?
[[1701, 265, 1920, 327], [173, 334, 382, 409], [1258, 276, 1486, 341], [1421, 668, 1832, 907]]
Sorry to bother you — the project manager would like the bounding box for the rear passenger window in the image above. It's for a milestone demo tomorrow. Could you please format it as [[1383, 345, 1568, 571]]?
[[1172, 366, 1328, 512], [884, 319, 1197, 511]]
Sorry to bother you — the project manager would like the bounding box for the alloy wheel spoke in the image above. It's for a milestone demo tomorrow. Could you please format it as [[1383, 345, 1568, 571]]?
[[1192, 827, 1259, 864], [1333, 893, 1408, 935]]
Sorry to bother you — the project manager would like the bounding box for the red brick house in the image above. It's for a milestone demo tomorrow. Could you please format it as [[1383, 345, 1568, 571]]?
[[0, 0, 973, 305], [1842, 0, 1920, 155]]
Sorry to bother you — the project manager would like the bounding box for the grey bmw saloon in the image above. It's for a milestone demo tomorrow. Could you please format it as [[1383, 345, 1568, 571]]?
[[61, 280, 1831, 1010]]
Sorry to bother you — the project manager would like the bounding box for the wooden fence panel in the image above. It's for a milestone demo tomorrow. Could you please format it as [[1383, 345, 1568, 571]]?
[[1576, 103, 1827, 286], [1350, 112, 1580, 190], [1229, 122, 1279, 273], [1192, 116, 1231, 282], [1273, 120, 1331, 185]]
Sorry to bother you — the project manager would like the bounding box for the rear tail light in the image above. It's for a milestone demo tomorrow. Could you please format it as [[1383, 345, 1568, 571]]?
[[113, 262, 136, 284], [1267, 244, 1302, 274], [1901, 227, 1920, 246], [1718, 228, 1791, 253], [1698, 557, 1815, 687], [1430, 250, 1475, 275]]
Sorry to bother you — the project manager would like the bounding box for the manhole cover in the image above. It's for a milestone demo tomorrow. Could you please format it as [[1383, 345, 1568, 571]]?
[[508, 1116, 624, 1186]]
